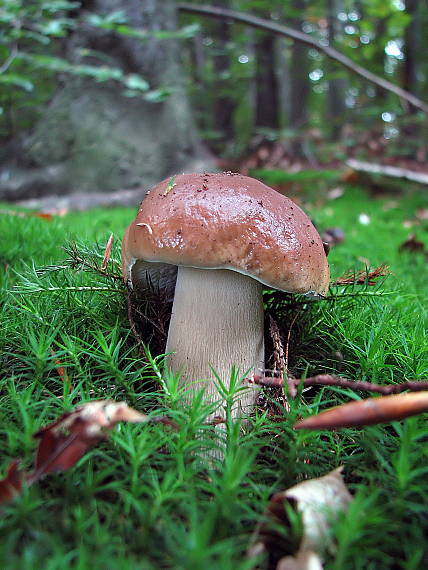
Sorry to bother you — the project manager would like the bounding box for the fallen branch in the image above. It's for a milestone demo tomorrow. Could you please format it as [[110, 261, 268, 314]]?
[[250, 373, 428, 395], [178, 3, 428, 114], [126, 290, 148, 357], [346, 159, 428, 186]]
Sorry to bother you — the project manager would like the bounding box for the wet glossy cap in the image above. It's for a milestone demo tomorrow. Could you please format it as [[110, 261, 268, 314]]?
[[122, 172, 330, 295]]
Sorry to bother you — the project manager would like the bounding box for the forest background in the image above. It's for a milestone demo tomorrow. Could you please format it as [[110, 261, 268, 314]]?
[[0, 0, 427, 201]]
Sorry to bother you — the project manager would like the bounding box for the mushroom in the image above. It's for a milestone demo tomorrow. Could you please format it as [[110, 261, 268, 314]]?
[[122, 172, 329, 422]]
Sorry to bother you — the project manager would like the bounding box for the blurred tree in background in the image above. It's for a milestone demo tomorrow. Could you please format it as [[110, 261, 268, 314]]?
[[0, 0, 207, 199], [0, 0, 427, 198], [181, 0, 427, 162]]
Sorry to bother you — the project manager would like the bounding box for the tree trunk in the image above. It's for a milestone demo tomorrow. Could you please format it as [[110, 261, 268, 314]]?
[[403, 0, 419, 112], [255, 33, 280, 129], [0, 0, 210, 200], [289, 0, 310, 156], [327, 0, 347, 140], [275, 38, 292, 130], [212, 0, 234, 142]]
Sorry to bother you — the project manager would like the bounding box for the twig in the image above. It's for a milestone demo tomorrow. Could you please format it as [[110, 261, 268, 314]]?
[[284, 312, 299, 375], [126, 290, 147, 356], [13, 285, 123, 294], [62, 241, 123, 281], [178, 3, 428, 114], [268, 314, 290, 410], [249, 374, 428, 395], [346, 159, 428, 185], [0, 44, 18, 74], [268, 315, 286, 375], [333, 265, 390, 286]]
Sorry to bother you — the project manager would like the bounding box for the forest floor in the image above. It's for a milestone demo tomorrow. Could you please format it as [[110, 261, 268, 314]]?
[[1, 175, 427, 569]]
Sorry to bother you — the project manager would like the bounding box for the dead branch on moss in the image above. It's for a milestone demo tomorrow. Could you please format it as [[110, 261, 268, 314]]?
[[126, 290, 147, 357], [346, 159, 428, 186], [249, 373, 428, 395], [268, 315, 286, 376]]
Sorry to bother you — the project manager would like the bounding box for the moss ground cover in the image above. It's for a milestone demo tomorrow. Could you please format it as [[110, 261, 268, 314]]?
[[0, 180, 427, 569]]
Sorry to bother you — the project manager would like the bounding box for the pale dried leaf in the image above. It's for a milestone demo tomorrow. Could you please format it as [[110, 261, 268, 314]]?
[[284, 467, 352, 554], [31, 400, 149, 480], [247, 468, 352, 569]]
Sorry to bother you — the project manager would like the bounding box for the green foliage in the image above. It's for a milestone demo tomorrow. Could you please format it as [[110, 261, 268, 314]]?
[[0, 0, 198, 138], [181, 0, 428, 155]]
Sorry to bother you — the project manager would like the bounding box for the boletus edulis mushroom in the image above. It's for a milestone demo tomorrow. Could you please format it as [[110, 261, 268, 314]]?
[[122, 172, 329, 423]]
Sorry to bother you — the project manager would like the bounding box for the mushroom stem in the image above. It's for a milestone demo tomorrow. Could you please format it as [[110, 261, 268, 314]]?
[[165, 266, 264, 420]]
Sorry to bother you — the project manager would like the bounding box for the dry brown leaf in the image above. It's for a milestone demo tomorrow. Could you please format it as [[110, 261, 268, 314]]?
[[101, 233, 114, 271], [29, 400, 149, 482], [398, 233, 426, 254], [0, 208, 53, 221], [248, 468, 352, 569], [0, 460, 24, 505], [294, 391, 428, 430], [0, 401, 173, 504], [340, 168, 359, 184]]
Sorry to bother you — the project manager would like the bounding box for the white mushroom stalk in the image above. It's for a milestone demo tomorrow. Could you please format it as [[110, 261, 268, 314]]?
[[166, 267, 264, 419]]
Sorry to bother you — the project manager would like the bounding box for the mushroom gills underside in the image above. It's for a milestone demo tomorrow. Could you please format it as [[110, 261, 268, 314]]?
[[130, 260, 178, 302]]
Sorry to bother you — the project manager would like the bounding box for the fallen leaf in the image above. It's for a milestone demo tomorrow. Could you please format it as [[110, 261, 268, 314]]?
[[333, 264, 389, 286], [340, 168, 359, 184], [29, 400, 149, 482], [398, 233, 426, 254], [32, 212, 53, 221], [294, 391, 428, 430], [0, 460, 24, 504], [283, 468, 352, 553], [0, 208, 52, 221], [327, 187, 344, 200], [101, 233, 114, 271], [247, 468, 352, 569]]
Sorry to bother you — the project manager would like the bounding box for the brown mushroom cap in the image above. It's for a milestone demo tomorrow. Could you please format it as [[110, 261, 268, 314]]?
[[122, 172, 330, 295]]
